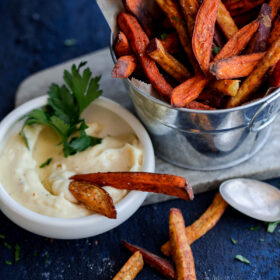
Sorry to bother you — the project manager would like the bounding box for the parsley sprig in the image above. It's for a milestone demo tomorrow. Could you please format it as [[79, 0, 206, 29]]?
[[21, 62, 102, 157]]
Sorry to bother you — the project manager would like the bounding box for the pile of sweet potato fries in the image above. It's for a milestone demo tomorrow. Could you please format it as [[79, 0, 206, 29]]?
[[112, 0, 280, 109], [69, 172, 193, 218], [112, 193, 228, 279]]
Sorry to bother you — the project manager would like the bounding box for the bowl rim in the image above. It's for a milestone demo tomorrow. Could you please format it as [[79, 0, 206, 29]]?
[[0, 95, 155, 228], [110, 32, 280, 114]]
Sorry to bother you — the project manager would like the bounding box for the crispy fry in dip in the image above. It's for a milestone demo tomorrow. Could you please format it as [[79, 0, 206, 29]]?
[[122, 240, 176, 280], [71, 172, 194, 201], [114, 31, 132, 57], [122, 0, 155, 38], [169, 208, 197, 280], [210, 53, 265, 80], [192, 0, 220, 73], [161, 193, 228, 256], [213, 20, 260, 62], [155, 0, 198, 71], [210, 79, 240, 97], [113, 251, 144, 280], [217, 2, 239, 39], [228, 35, 280, 107], [69, 181, 117, 219], [112, 55, 137, 78], [117, 12, 173, 99], [147, 38, 191, 82], [171, 75, 209, 107]]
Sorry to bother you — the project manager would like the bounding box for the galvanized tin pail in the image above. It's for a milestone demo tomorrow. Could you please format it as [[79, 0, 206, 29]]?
[[110, 37, 280, 170]]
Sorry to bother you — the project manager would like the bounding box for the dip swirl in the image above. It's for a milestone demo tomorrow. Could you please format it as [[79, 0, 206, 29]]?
[[0, 122, 143, 218]]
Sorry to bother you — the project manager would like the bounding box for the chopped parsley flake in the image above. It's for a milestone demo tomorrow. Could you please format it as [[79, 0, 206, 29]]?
[[249, 226, 260, 231], [4, 242, 12, 249], [267, 221, 280, 233], [160, 33, 168, 40], [15, 244, 21, 263], [0, 234, 5, 239], [235, 255, 250, 264], [231, 238, 238, 244], [39, 158, 53, 168], [5, 260, 12, 265]]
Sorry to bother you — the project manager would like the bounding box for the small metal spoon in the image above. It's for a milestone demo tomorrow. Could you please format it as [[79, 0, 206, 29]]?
[[220, 178, 280, 222]]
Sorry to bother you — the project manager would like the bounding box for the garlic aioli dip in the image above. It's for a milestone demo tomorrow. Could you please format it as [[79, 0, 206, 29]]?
[[0, 105, 143, 218]]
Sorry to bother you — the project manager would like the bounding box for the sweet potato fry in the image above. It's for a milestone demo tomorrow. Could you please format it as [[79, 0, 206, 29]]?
[[112, 55, 137, 78], [197, 89, 226, 109], [161, 193, 228, 256], [185, 101, 216, 110], [268, 14, 280, 46], [213, 20, 260, 62], [228, 35, 280, 107], [69, 181, 117, 219], [169, 208, 197, 280], [192, 0, 220, 73], [122, 0, 155, 38], [71, 172, 194, 201], [225, 0, 265, 17], [270, 60, 280, 87], [147, 38, 191, 82], [122, 241, 176, 280], [217, 2, 239, 39], [160, 33, 179, 54], [171, 75, 209, 107], [268, 0, 280, 20], [117, 12, 173, 99], [114, 31, 132, 57], [179, 0, 199, 37], [246, 3, 272, 53], [210, 79, 240, 96], [210, 52, 266, 79], [113, 251, 144, 280], [155, 0, 198, 71]]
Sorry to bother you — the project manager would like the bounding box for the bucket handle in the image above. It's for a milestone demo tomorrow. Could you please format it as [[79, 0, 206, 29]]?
[[249, 88, 280, 132]]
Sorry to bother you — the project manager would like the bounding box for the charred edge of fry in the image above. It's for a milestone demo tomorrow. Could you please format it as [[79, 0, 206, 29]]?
[[69, 181, 117, 219], [113, 251, 144, 280], [122, 240, 176, 280], [169, 208, 197, 280], [146, 38, 191, 82], [112, 55, 137, 78], [161, 193, 228, 256], [114, 31, 132, 57], [210, 53, 265, 80]]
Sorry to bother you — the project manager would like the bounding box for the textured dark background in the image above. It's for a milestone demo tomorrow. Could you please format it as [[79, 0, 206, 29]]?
[[0, 0, 279, 279]]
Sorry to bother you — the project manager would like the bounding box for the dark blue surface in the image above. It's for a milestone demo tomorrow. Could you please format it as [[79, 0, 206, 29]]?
[[0, 1, 279, 279]]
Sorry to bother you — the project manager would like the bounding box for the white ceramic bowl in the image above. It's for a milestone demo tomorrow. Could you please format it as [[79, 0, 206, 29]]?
[[0, 96, 155, 239]]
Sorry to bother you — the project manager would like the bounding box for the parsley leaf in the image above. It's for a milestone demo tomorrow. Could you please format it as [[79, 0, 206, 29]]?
[[160, 33, 168, 40], [234, 255, 250, 264], [249, 226, 260, 231], [39, 158, 53, 168], [21, 62, 102, 157], [213, 46, 221, 55], [5, 260, 12, 265], [14, 244, 21, 263], [231, 238, 238, 244], [267, 221, 280, 233]]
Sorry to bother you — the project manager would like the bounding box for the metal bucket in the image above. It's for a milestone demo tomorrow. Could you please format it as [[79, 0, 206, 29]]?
[[110, 36, 280, 171]]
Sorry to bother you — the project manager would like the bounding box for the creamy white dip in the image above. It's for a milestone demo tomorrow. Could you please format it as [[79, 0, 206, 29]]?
[[0, 118, 143, 218]]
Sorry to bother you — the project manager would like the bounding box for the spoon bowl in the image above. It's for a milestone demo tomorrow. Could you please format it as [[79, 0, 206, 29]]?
[[220, 178, 280, 222]]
